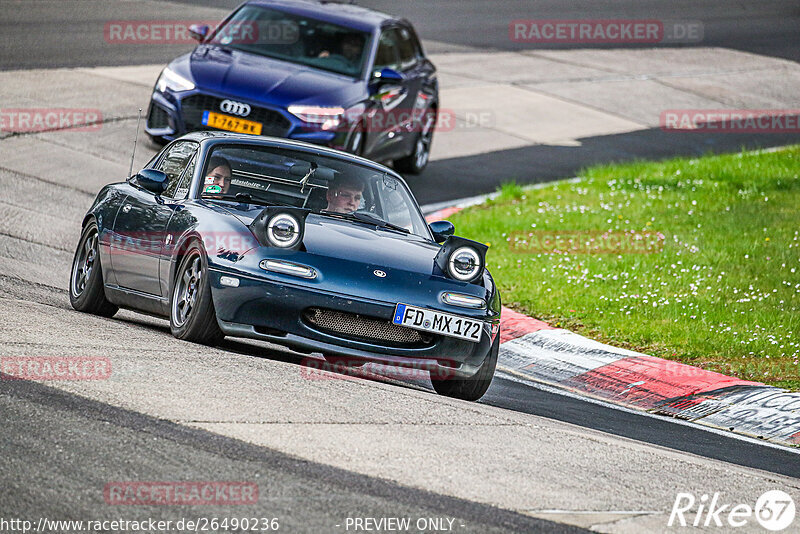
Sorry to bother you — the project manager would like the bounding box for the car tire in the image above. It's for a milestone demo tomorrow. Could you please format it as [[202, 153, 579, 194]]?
[[170, 242, 224, 345], [430, 333, 499, 401], [69, 221, 118, 317], [394, 107, 435, 175]]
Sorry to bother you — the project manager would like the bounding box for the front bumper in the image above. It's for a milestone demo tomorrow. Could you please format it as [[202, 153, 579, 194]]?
[[146, 89, 349, 149], [208, 267, 499, 379]]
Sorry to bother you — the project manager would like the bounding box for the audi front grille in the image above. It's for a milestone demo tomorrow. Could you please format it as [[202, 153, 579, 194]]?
[[180, 94, 291, 137]]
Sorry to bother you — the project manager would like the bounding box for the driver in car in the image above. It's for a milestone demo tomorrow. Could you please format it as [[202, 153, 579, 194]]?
[[203, 156, 233, 194], [325, 175, 364, 213], [317, 34, 363, 67]]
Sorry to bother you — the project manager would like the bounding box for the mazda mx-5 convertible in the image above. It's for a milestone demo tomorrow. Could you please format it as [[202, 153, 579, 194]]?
[[69, 132, 500, 400]]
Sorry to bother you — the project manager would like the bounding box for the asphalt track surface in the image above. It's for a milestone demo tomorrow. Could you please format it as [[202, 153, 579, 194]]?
[[1, 1, 800, 531], [4, 0, 800, 69], [0, 377, 582, 533]]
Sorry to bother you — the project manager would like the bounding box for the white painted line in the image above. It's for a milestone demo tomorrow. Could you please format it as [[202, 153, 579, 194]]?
[[527, 510, 662, 515]]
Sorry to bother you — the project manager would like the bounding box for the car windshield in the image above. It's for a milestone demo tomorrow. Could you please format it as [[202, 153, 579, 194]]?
[[208, 5, 371, 78], [200, 144, 431, 239]]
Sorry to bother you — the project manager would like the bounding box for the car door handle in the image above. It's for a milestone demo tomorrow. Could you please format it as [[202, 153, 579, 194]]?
[[122, 204, 132, 213]]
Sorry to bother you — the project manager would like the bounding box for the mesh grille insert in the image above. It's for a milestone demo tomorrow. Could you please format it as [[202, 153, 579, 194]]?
[[179, 94, 291, 136], [147, 104, 170, 129], [304, 308, 433, 347]]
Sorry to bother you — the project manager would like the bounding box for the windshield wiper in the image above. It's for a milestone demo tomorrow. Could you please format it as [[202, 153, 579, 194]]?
[[319, 210, 410, 234]]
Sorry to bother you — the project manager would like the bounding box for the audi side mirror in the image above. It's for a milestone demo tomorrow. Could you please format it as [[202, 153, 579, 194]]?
[[371, 68, 405, 85], [189, 24, 210, 42]]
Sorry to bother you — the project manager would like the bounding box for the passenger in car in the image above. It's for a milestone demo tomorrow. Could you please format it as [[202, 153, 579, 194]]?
[[325, 175, 364, 213], [203, 156, 233, 194]]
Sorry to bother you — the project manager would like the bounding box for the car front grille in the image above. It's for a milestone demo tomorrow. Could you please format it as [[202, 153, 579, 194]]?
[[147, 104, 170, 129], [180, 94, 291, 136], [303, 308, 435, 348]]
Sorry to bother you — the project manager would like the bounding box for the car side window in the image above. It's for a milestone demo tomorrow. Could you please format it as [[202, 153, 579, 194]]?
[[408, 29, 424, 59], [158, 141, 198, 198], [374, 29, 401, 72], [172, 154, 196, 200], [395, 27, 419, 71]]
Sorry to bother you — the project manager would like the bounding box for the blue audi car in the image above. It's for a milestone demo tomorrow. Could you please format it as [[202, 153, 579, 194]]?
[[146, 0, 439, 174]]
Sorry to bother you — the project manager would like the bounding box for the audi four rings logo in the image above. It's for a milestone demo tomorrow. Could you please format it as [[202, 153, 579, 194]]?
[[373, 270, 387, 278], [220, 99, 251, 117]]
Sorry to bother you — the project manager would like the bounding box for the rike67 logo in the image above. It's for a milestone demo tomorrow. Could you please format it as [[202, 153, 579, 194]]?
[[669, 490, 796, 531]]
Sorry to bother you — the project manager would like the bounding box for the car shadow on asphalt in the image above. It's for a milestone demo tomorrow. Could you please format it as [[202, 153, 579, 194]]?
[[220, 336, 436, 396], [107, 308, 434, 395]]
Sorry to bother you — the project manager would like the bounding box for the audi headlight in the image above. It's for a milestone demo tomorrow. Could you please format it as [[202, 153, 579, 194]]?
[[287, 105, 345, 131], [249, 207, 310, 252], [156, 67, 195, 92], [434, 236, 488, 284]]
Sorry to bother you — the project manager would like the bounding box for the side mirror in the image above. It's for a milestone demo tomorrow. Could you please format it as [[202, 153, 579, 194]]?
[[135, 169, 169, 195], [372, 68, 405, 85], [429, 220, 455, 243], [189, 24, 210, 42]]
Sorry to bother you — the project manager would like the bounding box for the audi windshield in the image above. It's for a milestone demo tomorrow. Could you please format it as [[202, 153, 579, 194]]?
[[209, 5, 372, 78]]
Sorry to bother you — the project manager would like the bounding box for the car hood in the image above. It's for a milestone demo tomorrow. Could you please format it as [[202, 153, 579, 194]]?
[[171, 46, 364, 108], [218, 204, 440, 274], [303, 216, 441, 274]]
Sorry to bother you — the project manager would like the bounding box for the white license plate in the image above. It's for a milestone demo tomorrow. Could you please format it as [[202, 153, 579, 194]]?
[[392, 303, 483, 343]]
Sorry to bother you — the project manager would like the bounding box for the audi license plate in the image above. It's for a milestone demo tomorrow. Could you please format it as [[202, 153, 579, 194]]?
[[393, 303, 482, 343], [202, 111, 262, 135]]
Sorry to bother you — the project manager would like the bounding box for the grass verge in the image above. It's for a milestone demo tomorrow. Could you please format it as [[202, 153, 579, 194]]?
[[450, 147, 800, 390]]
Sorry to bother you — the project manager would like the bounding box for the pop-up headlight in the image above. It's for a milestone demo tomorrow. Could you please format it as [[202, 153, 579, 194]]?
[[434, 236, 488, 284], [250, 207, 311, 251]]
